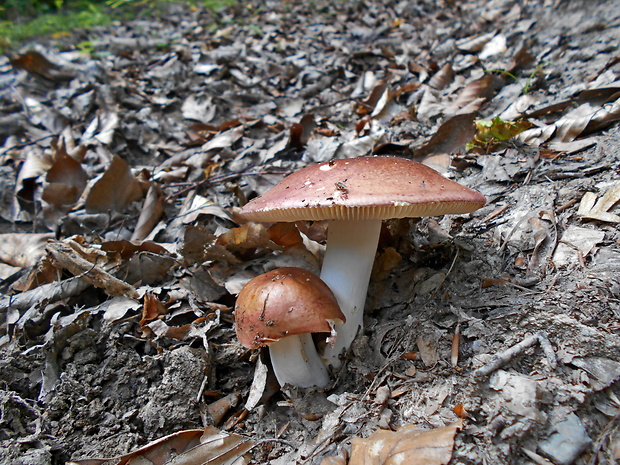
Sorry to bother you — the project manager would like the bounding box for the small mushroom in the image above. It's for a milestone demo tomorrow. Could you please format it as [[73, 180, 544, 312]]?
[[235, 267, 345, 388], [239, 156, 485, 368]]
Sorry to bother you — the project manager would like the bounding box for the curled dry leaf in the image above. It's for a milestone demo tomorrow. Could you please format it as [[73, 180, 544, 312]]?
[[131, 182, 165, 241], [518, 97, 620, 146], [67, 426, 255, 465], [347, 419, 463, 465]]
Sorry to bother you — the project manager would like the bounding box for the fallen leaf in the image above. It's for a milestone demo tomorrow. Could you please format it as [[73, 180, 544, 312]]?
[[578, 184, 620, 223], [348, 419, 463, 465], [414, 113, 477, 162], [67, 426, 255, 465], [0, 233, 52, 268], [131, 182, 165, 241], [46, 240, 139, 299], [84, 155, 145, 213], [428, 63, 455, 91]]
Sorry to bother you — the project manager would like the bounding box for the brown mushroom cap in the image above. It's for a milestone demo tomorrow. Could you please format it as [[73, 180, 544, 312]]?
[[235, 267, 345, 349], [239, 156, 486, 222]]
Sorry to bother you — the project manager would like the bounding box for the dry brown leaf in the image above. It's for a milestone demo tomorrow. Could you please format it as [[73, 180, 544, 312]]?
[[267, 222, 303, 248], [428, 62, 455, 91], [414, 113, 477, 164], [357, 82, 390, 116], [42, 139, 89, 211], [9, 50, 75, 81], [288, 113, 317, 151], [207, 392, 241, 426], [216, 223, 278, 254], [84, 155, 145, 213], [449, 75, 499, 114], [140, 293, 168, 326], [518, 97, 620, 146], [67, 426, 254, 465], [348, 419, 463, 465], [100, 239, 170, 260], [131, 182, 165, 241]]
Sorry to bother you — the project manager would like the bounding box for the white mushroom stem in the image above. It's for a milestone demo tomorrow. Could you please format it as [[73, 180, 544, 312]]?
[[320, 219, 382, 368], [269, 333, 330, 388]]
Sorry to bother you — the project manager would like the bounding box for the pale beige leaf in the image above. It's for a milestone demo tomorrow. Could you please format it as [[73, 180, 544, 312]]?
[[0, 233, 52, 267], [67, 426, 254, 465], [578, 184, 620, 222], [349, 420, 463, 465]]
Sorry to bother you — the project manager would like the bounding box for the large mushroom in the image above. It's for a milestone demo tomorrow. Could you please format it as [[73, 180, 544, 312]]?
[[239, 156, 486, 368], [235, 267, 345, 388]]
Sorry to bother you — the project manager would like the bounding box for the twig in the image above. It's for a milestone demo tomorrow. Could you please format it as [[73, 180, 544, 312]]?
[[474, 332, 555, 378]]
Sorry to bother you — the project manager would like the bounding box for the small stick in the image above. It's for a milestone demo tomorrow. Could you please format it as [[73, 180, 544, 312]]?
[[537, 331, 557, 370], [474, 333, 540, 378]]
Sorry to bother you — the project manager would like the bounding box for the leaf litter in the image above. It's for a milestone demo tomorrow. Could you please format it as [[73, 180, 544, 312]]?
[[1, 0, 620, 464]]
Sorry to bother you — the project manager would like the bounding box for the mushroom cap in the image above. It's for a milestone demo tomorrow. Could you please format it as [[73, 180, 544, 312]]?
[[239, 156, 486, 222], [235, 267, 345, 349]]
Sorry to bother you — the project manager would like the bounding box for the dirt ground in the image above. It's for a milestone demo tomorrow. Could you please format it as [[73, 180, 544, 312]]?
[[1, 0, 620, 464]]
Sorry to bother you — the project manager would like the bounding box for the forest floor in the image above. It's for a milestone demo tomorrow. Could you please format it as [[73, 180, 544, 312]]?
[[1, 0, 620, 464]]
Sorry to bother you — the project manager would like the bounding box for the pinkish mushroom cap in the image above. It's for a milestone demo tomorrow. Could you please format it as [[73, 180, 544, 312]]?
[[239, 156, 486, 222]]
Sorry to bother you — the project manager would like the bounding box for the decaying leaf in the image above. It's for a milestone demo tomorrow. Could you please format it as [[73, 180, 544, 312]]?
[[347, 419, 463, 465], [42, 139, 88, 211], [414, 113, 477, 164], [84, 155, 147, 213], [518, 97, 620, 146], [578, 184, 620, 223], [131, 182, 165, 241], [67, 426, 255, 465]]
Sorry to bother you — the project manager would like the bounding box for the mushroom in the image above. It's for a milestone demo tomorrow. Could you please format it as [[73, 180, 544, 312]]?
[[239, 156, 486, 368], [235, 267, 345, 388]]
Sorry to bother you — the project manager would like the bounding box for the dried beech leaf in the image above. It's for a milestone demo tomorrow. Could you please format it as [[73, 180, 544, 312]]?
[[518, 97, 620, 146], [414, 113, 477, 162], [449, 75, 498, 114], [456, 32, 495, 52], [216, 223, 277, 254], [131, 182, 165, 241], [42, 140, 88, 210], [140, 293, 168, 326], [357, 82, 389, 115], [84, 155, 145, 213], [428, 63, 455, 91], [10, 50, 75, 81], [267, 222, 303, 248], [288, 113, 317, 151], [100, 240, 170, 260], [349, 419, 463, 465], [67, 426, 254, 465]]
